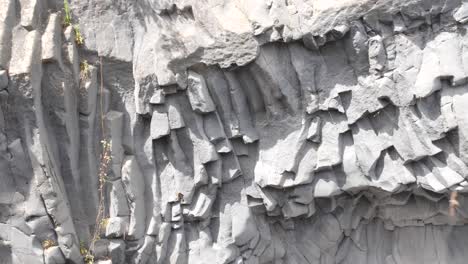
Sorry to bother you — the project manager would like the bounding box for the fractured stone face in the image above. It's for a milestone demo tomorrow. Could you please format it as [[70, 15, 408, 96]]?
[[186, 70, 216, 113], [150, 111, 170, 139], [4, 0, 468, 263], [0, 70, 8, 89]]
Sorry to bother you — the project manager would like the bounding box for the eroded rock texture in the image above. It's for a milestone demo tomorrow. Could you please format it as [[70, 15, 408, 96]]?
[[3, 0, 468, 263]]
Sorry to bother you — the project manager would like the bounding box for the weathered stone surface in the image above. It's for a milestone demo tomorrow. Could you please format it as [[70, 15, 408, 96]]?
[[306, 116, 321, 143], [19, 0, 41, 30], [150, 89, 165, 105], [108, 239, 125, 264], [105, 217, 127, 238], [4, 0, 468, 263], [186, 71, 216, 113], [150, 111, 170, 139], [44, 246, 66, 264], [109, 180, 130, 218], [121, 156, 146, 239], [135, 74, 158, 115], [167, 97, 186, 129], [41, 13, 61, 63], [0, 223, 43, 264], [454, 3, 468, 23], [0, 70, 8, 89]]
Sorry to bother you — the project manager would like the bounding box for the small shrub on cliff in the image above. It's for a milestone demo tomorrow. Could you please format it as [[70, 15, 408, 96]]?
[[100, 217, 110, 232], [63, 0, 72, 27], [41, 239, 57, 249], [74, 25, 84, 45], [80, 60, 90, 80], [80, 242, 94, 264]]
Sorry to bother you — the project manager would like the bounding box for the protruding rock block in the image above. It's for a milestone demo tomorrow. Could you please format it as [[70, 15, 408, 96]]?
[[93, 239, 110, 259], [344, 21, 369, 74], [413, 45, 441, 98], [368, 35, 386, 75], [151, 111, 170, 139], [187, 71, 215, 113], [108, 239, 126, 264], [41, 13, 62, 63], [224, 71, 259, 143], [250, 43, 301, 114], [454, 3, 468, 23], [316, 113, 349, 170], [232, 204, 259, 246], [0, 70, 8, 90], [352, 117, 390, 174], [341, 135, 370, 191], [215, 139, 233, 154], [307, 116, 321, 143], [371, 149, 415, 192], [19, 0, 42, 30], [109, 180, 130, 217], [206, 159, 222, 186], [0, 223, 43, 263], [44, 246, 66, 264], [105, 111, 124, 179], [392, 107, 441, 162], [221, 152, 242, 182], [282, 200, 309, 218], [288, 43, 320, 114], [203, 112, 226, 143], [167, 98, 185, 129], [0, 0, 16, 69], [185, 186, 216, 219], [105, 217, 128, 238], [135, 74, 158, 115], [150, 89, 165, 104], [121, 156, 146, 239], [78, 65, 98, 115], [230, 138, 248, 156], [9, 29, 41, 75]]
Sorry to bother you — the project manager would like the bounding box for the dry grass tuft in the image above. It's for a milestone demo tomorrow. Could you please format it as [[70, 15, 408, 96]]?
[[42, 239, 57, 249]]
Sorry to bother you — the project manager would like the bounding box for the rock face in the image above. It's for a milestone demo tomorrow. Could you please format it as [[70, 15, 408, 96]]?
[[3, 0, 468, 263]]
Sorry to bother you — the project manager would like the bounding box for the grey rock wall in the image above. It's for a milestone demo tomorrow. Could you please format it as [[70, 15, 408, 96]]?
[[2, 0, 468, 263]]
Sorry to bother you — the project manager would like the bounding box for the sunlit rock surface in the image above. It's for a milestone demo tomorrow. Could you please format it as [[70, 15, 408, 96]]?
[[3, 0, 468, 263]]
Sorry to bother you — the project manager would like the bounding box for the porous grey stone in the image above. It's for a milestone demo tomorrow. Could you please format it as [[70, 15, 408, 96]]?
[[150, 111, 170, 139], [186, 71, 216, 113], [121, 156, 146, 239], [41, 13, 61, 63], [105, 217, 127, 238], [108, 239, 125, 264], [3, 0, 468, 263], [0, 70, 8, 90], [44, 246, 66, 264]]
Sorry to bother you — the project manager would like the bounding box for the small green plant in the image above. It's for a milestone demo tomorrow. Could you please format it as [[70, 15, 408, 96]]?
[[80, 60, 90, 80], [80, 242, 94, 264], [84, 254, 94, 264], [42, 239, 57, 249], [63, 0, 72, 27], [63, 0, 86, 46], [74, 25, 84, 45], [100, 217, 110, 231]]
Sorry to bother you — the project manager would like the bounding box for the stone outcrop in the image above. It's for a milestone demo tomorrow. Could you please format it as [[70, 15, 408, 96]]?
[[3, 0, 468, 263]]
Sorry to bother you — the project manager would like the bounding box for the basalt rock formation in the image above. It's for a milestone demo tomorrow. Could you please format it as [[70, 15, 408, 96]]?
[[3, 0, 468, 263]]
